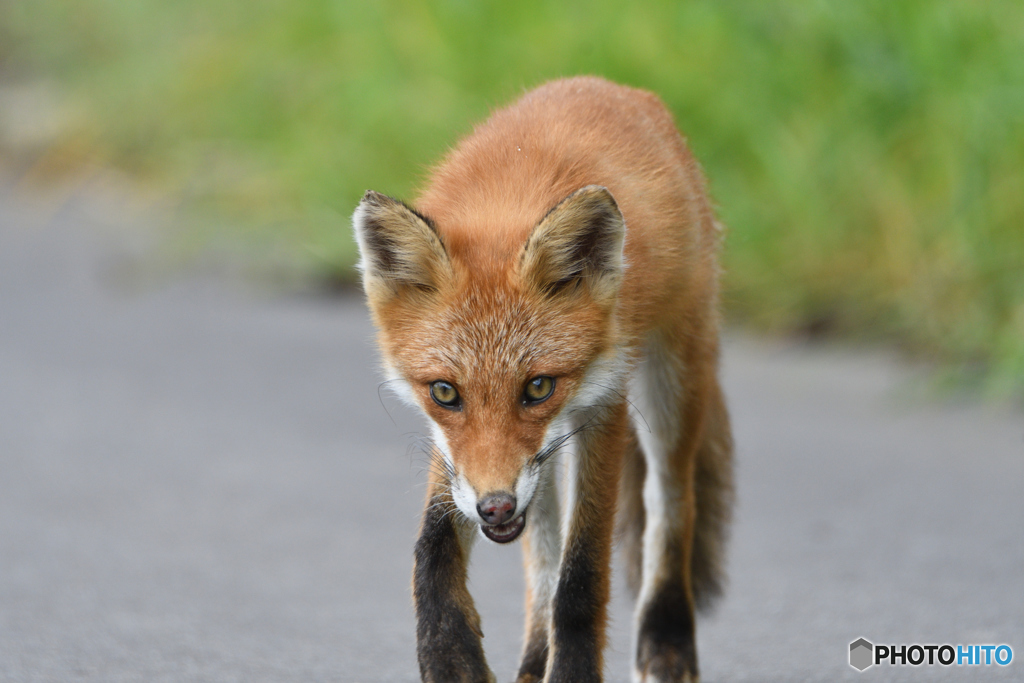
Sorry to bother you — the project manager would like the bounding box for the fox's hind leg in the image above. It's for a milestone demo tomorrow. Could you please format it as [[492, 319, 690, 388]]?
[[616, 424, 646, 598], [689, 378, 733, 612], [630, 328, 732, 683], [516, 460, 561, 683]]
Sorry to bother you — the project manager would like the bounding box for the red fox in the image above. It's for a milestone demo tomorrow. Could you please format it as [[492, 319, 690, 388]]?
[[353, 76, 733, 683]]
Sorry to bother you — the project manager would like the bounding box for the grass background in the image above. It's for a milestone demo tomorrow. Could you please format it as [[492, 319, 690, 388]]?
[[2, 0, 1023, 396]]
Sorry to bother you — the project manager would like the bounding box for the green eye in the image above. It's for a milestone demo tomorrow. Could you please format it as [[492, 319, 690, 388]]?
[[429, 381, 460, 409], [523, 376, 555, 404]]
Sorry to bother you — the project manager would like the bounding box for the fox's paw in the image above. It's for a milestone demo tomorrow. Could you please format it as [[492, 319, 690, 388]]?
[[634, 637, 699, 683], [422, 668, 494, 683], [634, 655, 699, 683], [514, 638, 548, 683], [635, 674, 698, 683], [634, 578, 699, 683]]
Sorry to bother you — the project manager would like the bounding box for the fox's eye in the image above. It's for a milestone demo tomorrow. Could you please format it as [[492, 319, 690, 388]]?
[[523, 376, 555, 404], [429, 381, 460, 409]]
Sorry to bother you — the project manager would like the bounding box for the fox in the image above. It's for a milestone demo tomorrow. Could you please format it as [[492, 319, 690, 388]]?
[[352, 76, 733, 683]]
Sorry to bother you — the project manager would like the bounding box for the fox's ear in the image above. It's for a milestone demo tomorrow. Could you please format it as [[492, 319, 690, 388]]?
[[520, 185, 625, 302], [353, 190, 452, 300]]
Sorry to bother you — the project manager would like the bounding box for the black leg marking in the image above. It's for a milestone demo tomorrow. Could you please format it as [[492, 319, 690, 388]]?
[[516, 625, 549, 683], [637, 573, 698, 681], [414, 498, 491, 683], [546, 536, 604, 683]]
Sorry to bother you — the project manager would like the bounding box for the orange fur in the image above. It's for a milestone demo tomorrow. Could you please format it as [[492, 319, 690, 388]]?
[[355, 76, 733, 683]]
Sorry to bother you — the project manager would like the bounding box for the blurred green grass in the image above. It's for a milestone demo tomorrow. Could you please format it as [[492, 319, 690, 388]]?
[[3, 0, 1023, 395]]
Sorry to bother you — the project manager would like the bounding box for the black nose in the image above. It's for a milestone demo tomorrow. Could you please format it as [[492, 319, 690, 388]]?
[[477, 492, 517, 525]]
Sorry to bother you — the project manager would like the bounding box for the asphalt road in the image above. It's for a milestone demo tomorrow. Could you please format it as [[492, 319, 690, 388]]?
[[1, 183, 1022, 682]]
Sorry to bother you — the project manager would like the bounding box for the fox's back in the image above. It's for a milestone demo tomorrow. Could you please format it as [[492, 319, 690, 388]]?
[[416, 76, 720, 337]]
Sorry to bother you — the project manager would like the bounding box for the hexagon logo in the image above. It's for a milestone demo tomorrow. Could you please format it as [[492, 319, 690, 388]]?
[[850, 638, 874, 671]]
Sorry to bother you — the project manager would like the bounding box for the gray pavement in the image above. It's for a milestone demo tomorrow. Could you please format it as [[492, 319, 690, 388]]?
[[1, 183, 1021, 682]]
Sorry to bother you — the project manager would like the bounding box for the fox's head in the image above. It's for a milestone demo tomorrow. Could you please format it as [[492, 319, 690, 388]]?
[[353, 186, 626, 543]]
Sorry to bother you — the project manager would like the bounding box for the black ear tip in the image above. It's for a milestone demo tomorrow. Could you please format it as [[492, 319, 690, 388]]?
[[361, 189, 391, 206], [576, 184, 618, 208]]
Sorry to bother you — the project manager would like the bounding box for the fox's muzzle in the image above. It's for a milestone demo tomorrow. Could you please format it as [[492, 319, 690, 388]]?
[[476, 491, 516, 525]]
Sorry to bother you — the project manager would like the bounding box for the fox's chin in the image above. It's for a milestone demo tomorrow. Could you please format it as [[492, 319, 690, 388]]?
[[480, 511, 526, 544]]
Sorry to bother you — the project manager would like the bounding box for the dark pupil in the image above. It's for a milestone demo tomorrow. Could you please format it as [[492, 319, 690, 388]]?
[[434, 382, 456, 404], [528, 377, 551, 400]]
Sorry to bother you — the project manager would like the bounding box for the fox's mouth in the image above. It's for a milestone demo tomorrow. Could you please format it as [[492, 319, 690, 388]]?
[[480, 512, 526, 543]]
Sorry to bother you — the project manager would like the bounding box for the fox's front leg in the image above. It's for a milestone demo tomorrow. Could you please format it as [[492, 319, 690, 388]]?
[[516, 462, 561, 683], [414, 488, 494, 683], [544, 402, 628, 683]]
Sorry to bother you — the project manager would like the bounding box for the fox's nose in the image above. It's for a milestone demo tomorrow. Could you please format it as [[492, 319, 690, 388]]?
[[477, 492, 517, 525]]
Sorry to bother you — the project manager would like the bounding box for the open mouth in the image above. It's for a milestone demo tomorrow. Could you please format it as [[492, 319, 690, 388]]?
[[480, 512, 526, 544]]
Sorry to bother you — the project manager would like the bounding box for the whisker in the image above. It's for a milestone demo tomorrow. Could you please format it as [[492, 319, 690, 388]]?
[[532, 418, 598, 468], [376, 378, 403, 427], [417, 468, 454, 484], [426, 500, 454, 514], [578, 380, 651, 433]]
